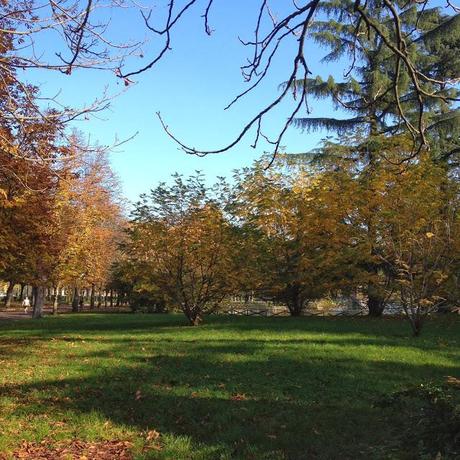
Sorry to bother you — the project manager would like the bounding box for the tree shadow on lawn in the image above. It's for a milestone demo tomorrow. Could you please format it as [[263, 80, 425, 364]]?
[[1, 347, 457, 459], [2, 312, 458, 338], [0, 314, 190, 337], [207, 314, 460, 339], [2, 332, 457, 360]]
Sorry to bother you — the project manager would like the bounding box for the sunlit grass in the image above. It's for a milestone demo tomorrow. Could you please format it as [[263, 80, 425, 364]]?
[[0, 314, 458, 459]]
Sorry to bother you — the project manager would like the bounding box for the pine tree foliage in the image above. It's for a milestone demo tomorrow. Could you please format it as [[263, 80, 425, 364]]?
[[286, 0, 459, 162]]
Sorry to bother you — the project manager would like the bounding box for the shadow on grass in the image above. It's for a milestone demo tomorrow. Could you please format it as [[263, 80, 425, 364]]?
[[1, 341, 457, 459], [1, 314, 458, 357]]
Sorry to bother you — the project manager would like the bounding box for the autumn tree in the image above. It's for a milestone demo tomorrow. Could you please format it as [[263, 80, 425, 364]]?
[[375, 156, 460, 335], [281, 0, 460, 315], [137, 2, 460, 318], [234, 158, 361, 316], [124, 173, 238, 325], [0, 102, 74, 317], [0, 13, 123, 316], [0, 126, 122, 318], [46, 144, 123, 313]]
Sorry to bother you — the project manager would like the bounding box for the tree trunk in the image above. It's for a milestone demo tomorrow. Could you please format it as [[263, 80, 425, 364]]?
[[407, 310, 424, 337], [104, 290, 108, 308], [109, 289, 113, 308], [4, 281, 15, 308], [367, 296, 385, 317], [367, 282, 386, 317], [72, 287, 80, 312], [90, 284, 95, 309], [97, 287, 102, 308], [52, 284, 60, 315], [19, 284, 25, 301], [286, 289, 305, 316], [32, 286, 45, 319], [364, 116, 388, 318], [183, 303, 203, 326], [188, 312, 202, 326]]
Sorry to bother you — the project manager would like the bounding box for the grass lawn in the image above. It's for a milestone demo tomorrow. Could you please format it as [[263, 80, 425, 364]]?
[[0, 314, 458, 459]]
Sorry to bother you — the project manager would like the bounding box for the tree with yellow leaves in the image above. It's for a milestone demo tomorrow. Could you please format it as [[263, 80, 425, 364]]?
[[234, 158, 362, 316], [50, 147, 123, 313], [126, 173, 238, 325], [375, 156, 460, 335]]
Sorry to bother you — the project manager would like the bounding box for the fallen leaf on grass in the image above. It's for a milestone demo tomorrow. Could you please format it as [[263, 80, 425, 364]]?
[[142, 429, 162, 452], [446, 375, 460, 386], [146, 430, 160, 442], [1, 439, 134, 460]]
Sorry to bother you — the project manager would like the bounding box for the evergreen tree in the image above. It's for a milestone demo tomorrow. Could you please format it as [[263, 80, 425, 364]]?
[[290, 1, 459, 148]]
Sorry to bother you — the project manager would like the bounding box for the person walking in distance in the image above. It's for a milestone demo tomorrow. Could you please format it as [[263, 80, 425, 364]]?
[[22, 296, 30, 314]]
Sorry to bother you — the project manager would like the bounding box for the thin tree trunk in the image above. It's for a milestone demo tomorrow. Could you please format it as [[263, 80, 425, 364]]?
[[364, 116, 388, 318], [72, 287, 80, 312], [406, 307, 424, 337], [32, 286, 45, 319], [286, 287, 305, 316], [19, 283, 25, 301], [110, 289, 113, 308], [52, 284, 60, 315], [4, 281, 15, 308], [90, 284, 95, 310], [367, 288, 386, 317], [104, 290, 108, 308]]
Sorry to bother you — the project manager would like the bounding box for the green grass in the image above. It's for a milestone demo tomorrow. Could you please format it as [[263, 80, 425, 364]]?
[[0, 314, 458, 459]]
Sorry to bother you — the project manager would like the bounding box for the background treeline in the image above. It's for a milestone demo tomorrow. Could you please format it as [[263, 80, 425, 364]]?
[[1, 1, 459, 337], [115, 0, 460, 336], [0, 55, 123, 318], [0, 143, 123, 318], [115, 143, 460, 335], [0, 9, 124, 319]]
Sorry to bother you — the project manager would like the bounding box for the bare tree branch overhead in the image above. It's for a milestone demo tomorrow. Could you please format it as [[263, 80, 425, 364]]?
[[116, 0, 459, 160], [1, 0, 459, 167], [0, 0, 143, 179]]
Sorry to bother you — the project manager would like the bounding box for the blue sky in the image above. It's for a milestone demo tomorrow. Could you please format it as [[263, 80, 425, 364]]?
[[29, 1, 347, 202]]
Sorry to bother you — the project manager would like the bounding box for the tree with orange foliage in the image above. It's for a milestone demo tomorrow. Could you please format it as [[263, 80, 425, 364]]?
[[374, 156, 460, 335], [47, 142, 123, 314], [126, 173, 237, 325], [234, 158, 362, 316]]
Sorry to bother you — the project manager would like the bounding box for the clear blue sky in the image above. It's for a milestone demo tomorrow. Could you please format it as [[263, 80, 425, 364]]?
[[29, 1, 348, 203]]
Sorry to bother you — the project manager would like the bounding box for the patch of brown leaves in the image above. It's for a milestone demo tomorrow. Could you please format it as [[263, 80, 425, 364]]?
[[2, 439, 134, 460], [230, 393, 248, 401], [446, 375, 460, 386]]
